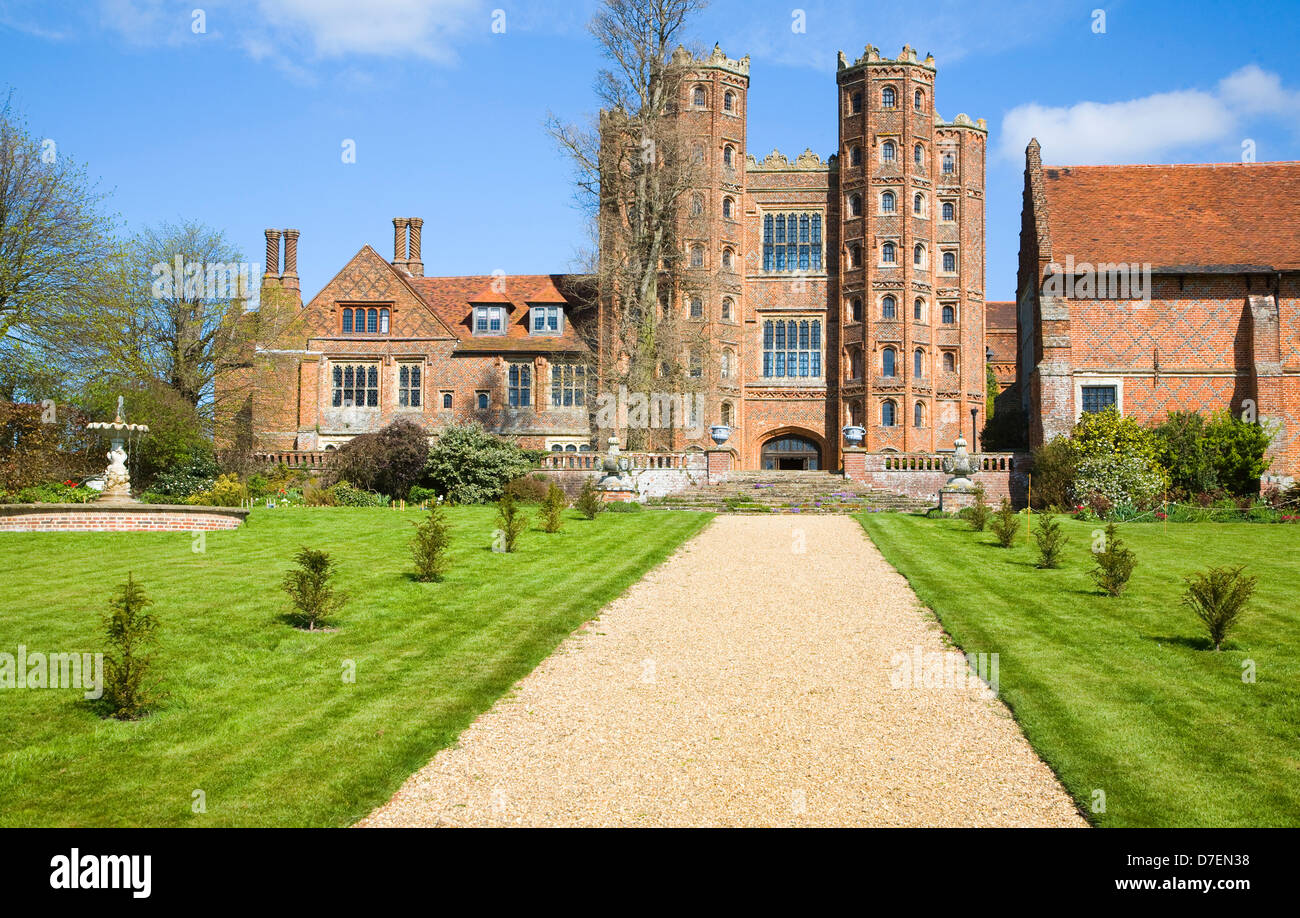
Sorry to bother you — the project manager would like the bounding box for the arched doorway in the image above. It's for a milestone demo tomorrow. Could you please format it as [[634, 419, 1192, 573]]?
[[761, 435, 821, 470]]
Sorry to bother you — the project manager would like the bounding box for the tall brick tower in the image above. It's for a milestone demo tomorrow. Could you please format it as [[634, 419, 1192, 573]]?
[[835, 44, 987, 455], [674, 44, 750, 449]]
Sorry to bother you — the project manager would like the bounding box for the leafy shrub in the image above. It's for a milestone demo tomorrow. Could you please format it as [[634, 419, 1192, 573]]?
[[1182, 566, 1256, 650], [541, 483, 567, 533], [0, 402, 61, 491], [151, 451, 220, 499], [1201, 412, 1272, 496], [495, 493, 528, 552], [575, 478, 603, 519], [425, 424, 540, 504], [604, 500, 643, 513], [327, 418, 430, 499], [303, 479, 336, 506], [410, 504, 451, 582], [101, 573, 161, 720], [1033, 513, 1068, 568], [989, 498, 1020, 547], [1028, 437, 1075, 511], [505, 474, 550, 503], [8, 481, 97, 504], [1090, 523, 1136, 596], [188, 473, 245, 507], [281, 548, 347, 630], [329, 481, 387, 507], [967, 486, 990, 531], [408, 485, 438, 504], [1153, 411, 1218, 495], [1069, 409, 1168, 513]]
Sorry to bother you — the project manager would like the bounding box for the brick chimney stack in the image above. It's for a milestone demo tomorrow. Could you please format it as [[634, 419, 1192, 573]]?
[[263, 228, 282, 291], [393, 217, 409, 272], [282, 229, 300, 290], [407, 218, 424, 277]]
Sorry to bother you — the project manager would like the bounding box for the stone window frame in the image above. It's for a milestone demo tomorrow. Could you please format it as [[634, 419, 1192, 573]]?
[[940, 249, 959, 275], [476, 390, 489, 412], [878, 240, 897, 266], [881, 398, 898, 427], [881, 85, 897, 109], [849, 145, 862, 167], [396, 361, 423, 409], [529, 304, 564, 336], [880, 294, 897, 319], [941, 199, 957, 222], [849, 192, 865, 217], [721, 296, 735, 321], [914, 87, 926, 112], [760, 316, 824, 380], [913, 191, 927, 217], [331, 362, 380, 409], [881, 346, 898, 378], [913, 399, 926, 427], [722, 195, 735, 220], [941, 349, 959, 373], [762, 209, 824, 273], [550, 362, 587, 408], [941, 302, 958, 325], [439, 390, 453, 410], [881, 139, 897, 163], [506, 362, 531, 409], [878, 190, 895, 214], [913, 297, 927, 323], [692, 84, 708, 108], [913, 347, 926, 379], [1074, 376, 1125, 422]]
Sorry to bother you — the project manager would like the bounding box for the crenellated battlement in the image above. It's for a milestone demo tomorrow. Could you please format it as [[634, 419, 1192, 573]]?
[[837, 43, 936, 72], [671, 42, 750, 76], [745, 147, 832, 172]]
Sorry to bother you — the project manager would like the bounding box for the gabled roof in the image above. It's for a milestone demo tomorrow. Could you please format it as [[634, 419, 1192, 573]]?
[[1038, 160, 1300, 273]]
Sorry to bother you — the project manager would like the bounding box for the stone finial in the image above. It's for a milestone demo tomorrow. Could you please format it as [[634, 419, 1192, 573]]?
[[264, 228, 281, 278], [837, 50, 848, 69]]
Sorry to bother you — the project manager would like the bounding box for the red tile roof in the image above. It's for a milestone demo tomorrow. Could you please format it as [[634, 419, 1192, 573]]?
[[986, 300, 1016, 330], [404, 274, 590, 353], [1039, 161, 1300, 272]]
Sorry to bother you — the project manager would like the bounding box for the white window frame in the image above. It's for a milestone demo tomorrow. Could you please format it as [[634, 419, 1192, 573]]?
[[473, 305, 506, 335]]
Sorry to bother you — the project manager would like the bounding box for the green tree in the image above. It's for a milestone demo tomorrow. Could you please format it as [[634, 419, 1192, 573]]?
[[1090, 523, 1136, 596], [541, 482, 567, 533], [101, 573, 161, 719], [1183, 565, 1256, 651], [424, 424, 540, 504], [281, 548, 347, 630], [495, 493, 528, 552], [410, 504, 452, 582]]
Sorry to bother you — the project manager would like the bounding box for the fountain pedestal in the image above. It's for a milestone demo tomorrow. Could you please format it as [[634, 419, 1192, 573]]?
[[939, 435, 980, 513], [87, 399, 148, 504]]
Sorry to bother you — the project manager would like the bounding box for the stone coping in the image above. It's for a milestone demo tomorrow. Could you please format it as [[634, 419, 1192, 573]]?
[[0, 502, 248, 520]]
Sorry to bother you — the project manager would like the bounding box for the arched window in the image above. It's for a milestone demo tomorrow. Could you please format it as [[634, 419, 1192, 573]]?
[[724, 90, 735, 112], [913, 192, 924, 215], [720, 349, 732, 378], [914, 298, 925, 321], [723, 145, 734, 168], [913, 348, 924, 377], [850, 243, 863, 267], [942, 304, 955, 324], [722, 196, 733, 219], [882, 400, 897, 427], [914, 244, 925, 267], [721, 401, 733, 425], [881, 191, 895, 213], [914, 143, 923, 167], [942, 201, 955, 221], [881, 241, 895, 264], [690, 297, 703, 318], [882, 140, 896, 162], [882, 86, 896, 108], [691, 193, 704, 217], [851, 297, 863, 322], [722, 247, 734, 270], [914, 400, 925, 427], [882, 295, 896, 319], [850, 348, 864, 380], [943, 251, 957, 272], [882, 347, 896, 377], [849, 193, 863, 216], [914, 88, 924, 111], [849, 146, 862, 166], [690, 245, 704, 267], [722, 297, 734, 320], [850, 90, 863, 113], [943, 351, 957, 372], [942, 152, 955, 174], [692, 85, 706, 107]]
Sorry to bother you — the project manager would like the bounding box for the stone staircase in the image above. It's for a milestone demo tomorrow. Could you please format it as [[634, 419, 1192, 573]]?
[[648, 469, 932, 514]]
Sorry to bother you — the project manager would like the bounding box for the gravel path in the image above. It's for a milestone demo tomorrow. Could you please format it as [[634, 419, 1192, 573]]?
[[359, 515, 1086, 827]]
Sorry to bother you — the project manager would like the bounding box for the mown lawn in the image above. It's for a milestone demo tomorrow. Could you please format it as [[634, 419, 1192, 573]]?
[[858, 511, 1300, 827], [0, 505, 711, 827]]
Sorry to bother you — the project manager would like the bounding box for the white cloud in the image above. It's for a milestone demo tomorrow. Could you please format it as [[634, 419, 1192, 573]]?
[[248, 0, 482, 63], [998, 65, 1300, 164]]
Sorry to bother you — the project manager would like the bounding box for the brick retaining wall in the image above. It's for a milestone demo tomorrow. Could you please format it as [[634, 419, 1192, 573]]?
[[0, 504, 249, 532]]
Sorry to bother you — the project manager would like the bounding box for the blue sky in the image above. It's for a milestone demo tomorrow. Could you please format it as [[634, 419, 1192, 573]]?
[[2, 0, 1298, 301]]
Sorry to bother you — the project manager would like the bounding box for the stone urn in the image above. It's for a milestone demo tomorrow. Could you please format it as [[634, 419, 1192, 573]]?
[[941, 435, 977, 489], [709, 424, 731, 446], [842, 425, 866, 447], [86, 397, 149, 503]]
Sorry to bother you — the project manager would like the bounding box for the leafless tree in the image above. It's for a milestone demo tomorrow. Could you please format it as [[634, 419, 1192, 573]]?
[[548, 0, 710, 450]]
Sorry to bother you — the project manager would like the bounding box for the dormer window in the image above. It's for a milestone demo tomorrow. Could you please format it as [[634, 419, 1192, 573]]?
[[473, 305, 506, 335], [530, 305, 563, 335]]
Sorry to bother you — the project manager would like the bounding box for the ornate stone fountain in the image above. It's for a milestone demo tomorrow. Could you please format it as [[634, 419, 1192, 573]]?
[[86, 396, 149, 503], [595, 436, 638, 503]]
